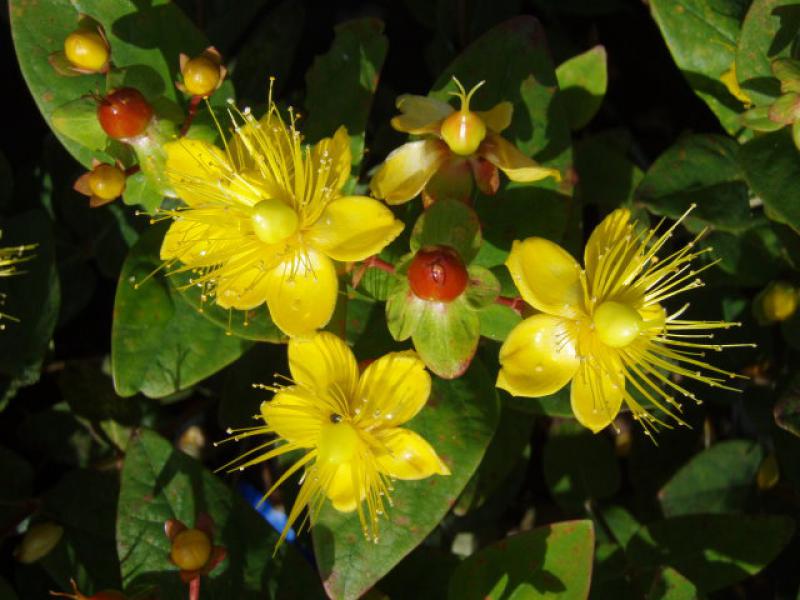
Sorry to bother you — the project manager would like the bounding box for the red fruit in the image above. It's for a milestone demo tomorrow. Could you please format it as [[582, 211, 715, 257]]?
[[407, 245, 468, 302], [97, 88, 153, 139]]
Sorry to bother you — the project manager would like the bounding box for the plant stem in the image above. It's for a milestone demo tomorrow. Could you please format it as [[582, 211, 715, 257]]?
[[180, 95, 203, 137], [189, 577, 200, 600], [496, 295, 524, 314]]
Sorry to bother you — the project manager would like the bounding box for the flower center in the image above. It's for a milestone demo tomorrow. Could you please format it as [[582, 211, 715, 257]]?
[[250, 198, 298, 244], [318, 421, 360, 466], [593, 301, 642, 348]]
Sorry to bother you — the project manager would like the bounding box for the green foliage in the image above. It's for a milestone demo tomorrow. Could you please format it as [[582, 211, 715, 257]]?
[[111, 225, 251, 397], [6, 0, 800, 598], [448, 520, 595, 599], [118, 429, 322, 598], [556, 46, 608, 131], [658, 440, 763, 516]]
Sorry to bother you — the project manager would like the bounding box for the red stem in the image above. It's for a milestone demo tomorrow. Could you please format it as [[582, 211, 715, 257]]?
[[189, 577, 200, 600], [352, 255, 396, 289], [124, 165, 140, 177], [496, 295, 525, 315], [180, 95, 203, 137]]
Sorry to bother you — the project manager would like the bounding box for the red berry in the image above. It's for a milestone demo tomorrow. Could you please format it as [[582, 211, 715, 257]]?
[[97, 88, 153, 139], [407, 245, 468, 302]]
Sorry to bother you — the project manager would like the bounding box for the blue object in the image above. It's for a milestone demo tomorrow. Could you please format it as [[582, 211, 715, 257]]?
[[238, 481, 296, 542]]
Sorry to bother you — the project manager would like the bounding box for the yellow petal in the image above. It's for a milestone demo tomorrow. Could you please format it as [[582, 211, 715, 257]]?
[[476, 101, 513, 132], [214, 246, 281, 310], [584, 208, 633, 280], [263, 246, 338, 338], [370, 140, 450, 205], [479, 133, 560, 183], [391, 95, 454, 134], [164, 139, 230, 206], [325, 463, 360, 512], [506, 237, 585, 319], [288, 332, 359, 400], [306, 195, 404, 262], [375, 427, 450, 480], [497, 314, 580, 397], [354, 350, 431, 429], [260, 388, 324, 446], [311, 126, 352, 199], [570, 356, 625, 433], [160, 218, 239, 266]]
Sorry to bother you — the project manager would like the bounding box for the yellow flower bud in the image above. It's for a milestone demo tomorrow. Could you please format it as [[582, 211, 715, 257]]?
[[170, 528, 212, 571], [182, 55, 222, 97], [63, 29, 108, 72], [88, 164, 126, 201], [593, 301, 643, 348], [250, 198, 299, 244], [15, 522, 63, 564], [759, 281, 798, 323], [440, 78, 488, 156]]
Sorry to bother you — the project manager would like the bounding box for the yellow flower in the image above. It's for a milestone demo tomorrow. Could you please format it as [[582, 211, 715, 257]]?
[[370, 77, 560, 205], [158, 96, 404, 338], [497, 207, 750, 435], [219, 332, 450, 546]]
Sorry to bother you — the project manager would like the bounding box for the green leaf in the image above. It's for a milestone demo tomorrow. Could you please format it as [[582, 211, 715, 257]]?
[[304, 18, 388, 169], [478, 303, 522, 342], [474, 186, 570, 268], [431, 16, 573, 189], [447, 520, 595, 600], [122, 170, 164, 214], [649, 0, 748, 135], [700, 223, 787, 286], [412, 295, 481, 379], [768, 92, 800, 123], [464, 266, 500, 309], [313, 361, 500, 600], [456, 404, 534, 513], [658, 440, 762, 517], [386, 279, 425, 341], [378, 547, 459, 600], [51, 99, 108, 152], [555, 45, 608, 130], [503, 385, 575, 418], [58, 359, 141, 425], [171, 271, 286, 343], [637, 134, 751, 232], [10, 0, 216, 167], [627, 514, 795, 593], [773, 58, 800, 92], [111, 225, 251, 398], [646, 567, 701, 600], [542, 421, 621, 510], [739, 128, 800, 228], [737, 0, 800, 105], [574, 131, 644, 212], [0, 210, 60, 408], [118, 429, 323, 599], [410, 200, 482, 264]]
